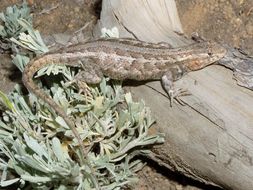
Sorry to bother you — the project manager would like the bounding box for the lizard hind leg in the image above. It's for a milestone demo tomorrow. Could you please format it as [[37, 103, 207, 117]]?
[[73, 70, 102, 96], [74, 69, 103, 85], [161, 71, 190, 106], [71, 59, 103, 96], [63, 57, 103, 98], [77, 58, 103, 84]]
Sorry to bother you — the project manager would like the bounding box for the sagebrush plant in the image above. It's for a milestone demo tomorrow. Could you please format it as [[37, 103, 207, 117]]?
[[0, 2, 164, 189], [0, 1, 31, 39]]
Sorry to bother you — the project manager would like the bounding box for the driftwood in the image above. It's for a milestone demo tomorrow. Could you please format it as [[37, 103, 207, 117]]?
[[93, 1, 253, 190]]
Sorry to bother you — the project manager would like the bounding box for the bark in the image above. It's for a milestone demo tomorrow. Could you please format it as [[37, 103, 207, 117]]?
[[93, 1, 253, 190]]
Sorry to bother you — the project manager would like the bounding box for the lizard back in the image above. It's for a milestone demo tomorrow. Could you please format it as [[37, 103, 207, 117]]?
[[31, 38, 226, 81]]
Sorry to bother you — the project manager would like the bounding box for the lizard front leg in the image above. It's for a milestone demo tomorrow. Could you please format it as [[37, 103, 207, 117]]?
[[162, 71, 190, 106]]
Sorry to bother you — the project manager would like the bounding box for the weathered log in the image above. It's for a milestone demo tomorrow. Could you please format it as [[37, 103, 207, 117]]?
[[94, 1, 253, 190]]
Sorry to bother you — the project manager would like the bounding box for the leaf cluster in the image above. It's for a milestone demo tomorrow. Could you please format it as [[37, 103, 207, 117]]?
[[0, 2, 164, 189], [0, 1, 31, 39]]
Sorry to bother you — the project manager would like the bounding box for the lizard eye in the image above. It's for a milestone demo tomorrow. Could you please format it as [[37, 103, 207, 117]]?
[[208, 52, 213, 56]]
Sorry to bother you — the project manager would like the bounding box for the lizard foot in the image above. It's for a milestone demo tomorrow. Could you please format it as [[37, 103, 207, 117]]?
[[64, 78, 92, 99], [168, 88, 191, 106]]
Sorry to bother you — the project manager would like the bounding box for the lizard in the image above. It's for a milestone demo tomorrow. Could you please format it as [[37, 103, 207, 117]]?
[[22, 38, 226, 178]]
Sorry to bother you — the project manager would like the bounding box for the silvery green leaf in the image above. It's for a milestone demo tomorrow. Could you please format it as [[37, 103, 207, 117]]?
[[110, 154, 128, 162], [20, 18, 46, 47], [124, 92, 133, 105], [10, 159, 26, 176], [99, 77, 108, 94], [82, 178, 92, 190], [0, 141, 15, 161], [58, 185, 68, 190], [74, 104, 93, 113], [36, 65, 70, 78], [101, 27, 119, 38], [0, 2, 31, 38], [21, 175, 51, 183], [0, 12, 5, 21], [139, 135, 164, 146], [0, 119, 14, 133], [0, 165, 7, 181], [16, 155, 51, 173], [0, 178, 20, 187], [0, 129, 13, 138], [0, 159, 8, 169], [9, 86, 37, 121], [13, 139, 28, 158], [12, 54, 30, 72], [10, 19, 48, 54], [52, 137, 69, 162], [55, 116, 69, 129], [99, 143, 115, 156], [33, 154, 51, 168], [23, 133, 49, 159], [51, 165, 71, 176], [69, 164, 80, 175], [52, 87, 69, 109], [0, 25, 7, 37]]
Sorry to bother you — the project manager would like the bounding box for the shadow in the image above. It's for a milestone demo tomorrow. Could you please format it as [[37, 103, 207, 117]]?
[[138, 156, 224, 190], [92, 0, 102, 18]]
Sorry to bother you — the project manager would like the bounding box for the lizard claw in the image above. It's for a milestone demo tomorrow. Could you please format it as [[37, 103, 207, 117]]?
[[64, 77, 92, 99], [168, 88, 191, 106], [75, 80, 92, 99]]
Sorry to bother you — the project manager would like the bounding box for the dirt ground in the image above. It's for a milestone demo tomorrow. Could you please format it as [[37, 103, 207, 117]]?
[[176, 0, 253, 54], [0, 0, 252, 189]]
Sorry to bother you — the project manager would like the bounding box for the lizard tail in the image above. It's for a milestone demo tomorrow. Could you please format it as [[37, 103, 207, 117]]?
[[22, 55, 88, 158]]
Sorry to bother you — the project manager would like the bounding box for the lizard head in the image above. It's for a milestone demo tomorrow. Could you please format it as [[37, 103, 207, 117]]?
[[182, 41, 227, 71]]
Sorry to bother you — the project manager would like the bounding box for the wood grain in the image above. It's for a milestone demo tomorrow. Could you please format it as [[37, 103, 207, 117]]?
[[94, 1, 253, 190]]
